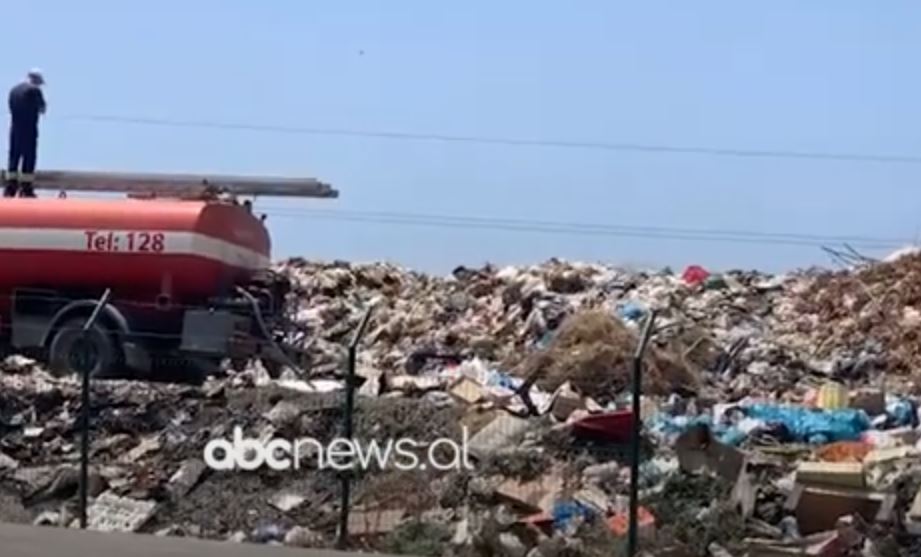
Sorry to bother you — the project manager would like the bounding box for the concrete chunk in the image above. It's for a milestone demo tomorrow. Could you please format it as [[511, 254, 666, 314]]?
[[119, 436, 161, 464], [79, 491, 158, 532], [864, 446, 918, 465], [284, 525, 323, 547], [906, 485, 921, 536], [168, 459, 206, 499], [357, 369, 384, 397], [0, 451, 19, 471], [347, 508, 405, 535], [468, 413, 531, 459], [389, 375, 448, 392], [270, 492, 307, 512], [264, 400, 303, 426], [498, 532, 528, 557], [452, 518, 472, 546], [910, 485, 921, 521], [33, 511, 61, 527], [745, 531, 841, 557], [495, 472, 565, 514]]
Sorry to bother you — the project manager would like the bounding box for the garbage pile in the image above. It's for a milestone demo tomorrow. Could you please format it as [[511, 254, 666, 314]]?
[[2, 252, 921, 556], [777, 252, 921, 376]]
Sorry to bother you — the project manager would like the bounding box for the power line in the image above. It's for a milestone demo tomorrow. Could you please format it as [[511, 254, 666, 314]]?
[[64, 114, 921, 165], [260, 206, 905, 244], [60, 192, 909, 249], [259, 206, 908, 249]]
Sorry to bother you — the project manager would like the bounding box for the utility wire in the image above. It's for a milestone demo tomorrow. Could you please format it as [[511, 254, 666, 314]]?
[[63, 114, 921, 165], [259, 207, 908, 249], [60, 192, 910, 249], [259, 206, 906, 245]]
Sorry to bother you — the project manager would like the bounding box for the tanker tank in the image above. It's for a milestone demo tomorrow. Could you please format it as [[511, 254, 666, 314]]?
[[0, 197, 271, 309]]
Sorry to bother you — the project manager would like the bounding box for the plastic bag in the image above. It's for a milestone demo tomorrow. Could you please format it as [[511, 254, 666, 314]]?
[[552, 500, 595, 532], [682, 265, 710, 286], [743, 404, 870, 445], [885, 396, 916, 428], [616, 301, 647, 322]]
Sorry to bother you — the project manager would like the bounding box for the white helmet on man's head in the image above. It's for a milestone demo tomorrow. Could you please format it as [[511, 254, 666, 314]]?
[[27, 68, 44, 85]]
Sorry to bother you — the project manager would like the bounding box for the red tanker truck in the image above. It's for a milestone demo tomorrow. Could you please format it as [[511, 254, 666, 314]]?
[[0, 169, 338, 381]]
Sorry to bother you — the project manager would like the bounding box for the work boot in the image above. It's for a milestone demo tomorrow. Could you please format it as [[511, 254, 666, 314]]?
[[18, 183, 35, 198], [3, 180, 17, 198]]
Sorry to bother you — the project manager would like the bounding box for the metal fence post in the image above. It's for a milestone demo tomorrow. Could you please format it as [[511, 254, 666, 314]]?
[[78, 288, 112, 529], [628, 310, 656, 557], [337, 305, 374, 549]]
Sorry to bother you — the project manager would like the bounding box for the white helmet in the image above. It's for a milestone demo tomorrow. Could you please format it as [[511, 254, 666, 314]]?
[[27, 68, 44, 85]]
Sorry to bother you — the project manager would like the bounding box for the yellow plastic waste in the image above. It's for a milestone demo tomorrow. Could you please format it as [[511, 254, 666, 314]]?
[[816, 381, 849, 410]]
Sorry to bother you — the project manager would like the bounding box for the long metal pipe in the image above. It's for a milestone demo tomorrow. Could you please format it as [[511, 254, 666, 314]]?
[[337, 306, 375, 550], [32, 169, 338, 198], [627, 310, 657, 557], [79, 288, 112, 529]]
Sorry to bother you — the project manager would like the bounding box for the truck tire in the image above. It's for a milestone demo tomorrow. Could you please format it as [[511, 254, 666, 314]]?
[[184, 356, 220, 385], [49, 318, 121, 378], [151, 354, 217, 385]]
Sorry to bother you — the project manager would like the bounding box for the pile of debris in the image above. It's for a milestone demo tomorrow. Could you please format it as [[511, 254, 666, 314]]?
[[0, 363, 461, 544], [1, 252, 921, 556], [779, 252, 921, 376]]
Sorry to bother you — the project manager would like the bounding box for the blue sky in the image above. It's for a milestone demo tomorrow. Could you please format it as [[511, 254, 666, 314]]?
[[3, 1, 920, 273]]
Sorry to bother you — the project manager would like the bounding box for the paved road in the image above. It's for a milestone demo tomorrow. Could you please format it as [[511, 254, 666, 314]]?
[[0, 522, 401, 557]]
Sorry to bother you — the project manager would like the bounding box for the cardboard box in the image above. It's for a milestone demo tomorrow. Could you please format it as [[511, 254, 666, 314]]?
[[796, 462, 865, 489], [785, 484, 895, 535], [549, 382, 582, 421], [675, 424, 746, 482], [450, 376, 487, 405], [850, 389, 886, 416], [495, 472, 565, 514]]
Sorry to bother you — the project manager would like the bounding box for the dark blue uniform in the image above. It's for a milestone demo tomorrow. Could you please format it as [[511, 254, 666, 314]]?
[[5, 81, 45, 197]]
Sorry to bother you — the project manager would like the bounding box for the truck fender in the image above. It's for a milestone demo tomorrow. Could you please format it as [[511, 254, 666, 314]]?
[[40, 300, 131, 347]]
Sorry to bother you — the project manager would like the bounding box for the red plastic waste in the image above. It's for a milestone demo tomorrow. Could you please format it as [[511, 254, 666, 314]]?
[[608, 506, 655, 537], [571, 411, 634, 443], [682, 265, 710, 286]]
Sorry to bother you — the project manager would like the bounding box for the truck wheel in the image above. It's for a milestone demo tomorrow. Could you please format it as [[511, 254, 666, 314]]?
[[49, 318, 121, 378], [186, 356, 221, 385]]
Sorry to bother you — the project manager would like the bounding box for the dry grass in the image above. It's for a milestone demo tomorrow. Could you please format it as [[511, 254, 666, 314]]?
[[521, 310, 698, 401]]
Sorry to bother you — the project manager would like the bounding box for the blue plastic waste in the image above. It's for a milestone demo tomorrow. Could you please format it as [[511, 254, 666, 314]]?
[[651, 414, 748, 446], [552, 500, 595, 531], [616, 302, 647, 322], [250, 523, 285, 544], [537, 331, 554, 349], [886, 397, 917, 428], [743, 404, 870, 445], [718, 428, 748, 446], [485, 370, 522, 391], [651, 414, 712, 436]]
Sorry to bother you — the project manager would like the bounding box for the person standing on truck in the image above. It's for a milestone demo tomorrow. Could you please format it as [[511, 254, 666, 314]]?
[[4, 69, 46, 198]]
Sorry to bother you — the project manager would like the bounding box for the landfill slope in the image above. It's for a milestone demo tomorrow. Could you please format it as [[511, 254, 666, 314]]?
[[1, 254, 921, 556], [780, 252, 921, 375]]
